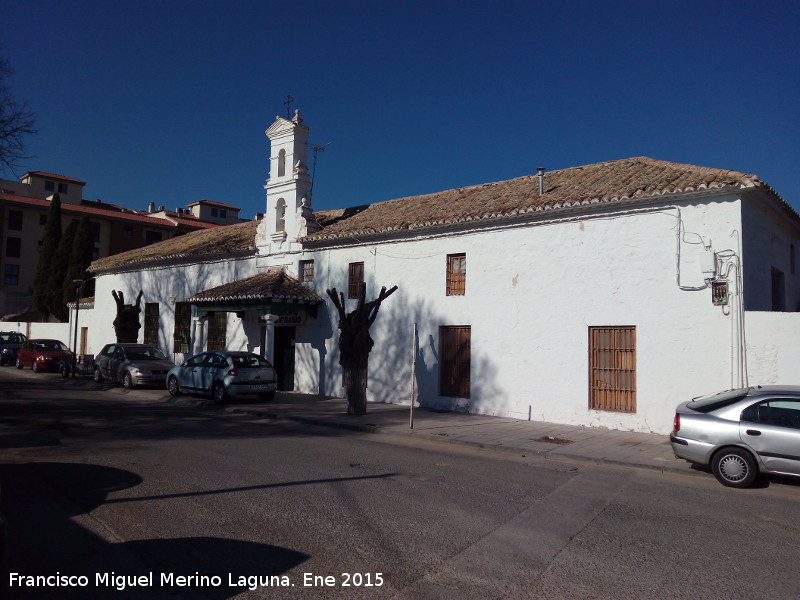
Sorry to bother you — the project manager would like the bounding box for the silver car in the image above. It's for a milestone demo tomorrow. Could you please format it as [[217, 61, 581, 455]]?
[[93, 343, 175, 388], [671, 385, 800, 488], [166, 351, 278, 404]]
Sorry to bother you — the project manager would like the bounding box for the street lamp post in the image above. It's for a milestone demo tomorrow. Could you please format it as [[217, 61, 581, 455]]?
[[72, 279, 84, 378]]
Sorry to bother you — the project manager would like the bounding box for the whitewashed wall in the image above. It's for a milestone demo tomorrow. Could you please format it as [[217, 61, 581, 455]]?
[[745, 311, 800, 384], [293, 196, 746, 434]]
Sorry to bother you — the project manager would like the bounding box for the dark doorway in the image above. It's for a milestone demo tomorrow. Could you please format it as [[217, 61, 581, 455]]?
[[274, 326, 296, 391]]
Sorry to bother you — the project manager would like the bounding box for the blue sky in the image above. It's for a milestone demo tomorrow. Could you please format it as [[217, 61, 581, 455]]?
[[3, 0, 799, 218]]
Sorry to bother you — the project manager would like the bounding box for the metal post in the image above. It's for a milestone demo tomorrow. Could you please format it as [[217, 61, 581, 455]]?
[[72, 279, 84, 378], [410, 323, 417, 429]]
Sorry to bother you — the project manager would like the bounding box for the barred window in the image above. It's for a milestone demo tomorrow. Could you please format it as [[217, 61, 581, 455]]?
[[348, 262, 365, 299], [446, 253, 466, 296], [173, 302, 191, 353], [144, 303, 159, 346], [207, 312, 227, 351], [589, 326, 636, 413]]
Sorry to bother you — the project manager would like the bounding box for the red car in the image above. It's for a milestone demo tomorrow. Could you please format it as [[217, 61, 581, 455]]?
[[16, 339, 73, 373]]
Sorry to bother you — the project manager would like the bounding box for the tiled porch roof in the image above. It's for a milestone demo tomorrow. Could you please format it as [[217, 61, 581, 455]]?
[[187, 268, 322, 304]]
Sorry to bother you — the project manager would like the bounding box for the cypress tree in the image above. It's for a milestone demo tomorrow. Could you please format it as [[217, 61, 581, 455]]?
[[51, 220, 78, 321], [32, 192, 62, 320], [63, 216, 94, 311]]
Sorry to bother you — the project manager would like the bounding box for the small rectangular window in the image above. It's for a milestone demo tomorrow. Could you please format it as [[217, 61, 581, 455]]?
[[58, 183, 68, 193], [5, 236, 21, 258], [8, 210, 23, 231], [300, 260, 314, 283], [348, 262, 365, 299], [589, 326, 636, 413], [145, 230, 163, 245], [90, 221, 101, 243], [123, 226, 134, 237], [219, 209, 227, 218], [211, 208, 219, 217], [4, 264, 19, 285], [44, 181, 55, 192], [446, 253, 466, 296]]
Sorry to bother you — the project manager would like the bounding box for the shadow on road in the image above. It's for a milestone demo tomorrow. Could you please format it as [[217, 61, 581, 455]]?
[[0, 462, 311, 599]]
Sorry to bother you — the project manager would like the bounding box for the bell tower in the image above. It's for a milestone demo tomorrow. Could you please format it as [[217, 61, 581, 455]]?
[[256, 109, 318, 255]]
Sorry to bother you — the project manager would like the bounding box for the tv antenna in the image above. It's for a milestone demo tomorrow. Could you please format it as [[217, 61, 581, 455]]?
[[311, 142, 332, 198]]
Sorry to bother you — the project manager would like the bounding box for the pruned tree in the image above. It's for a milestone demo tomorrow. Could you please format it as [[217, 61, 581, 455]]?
[[32, 193, 62, 320], [0, 52, 36, 173], [112, 290, 143, 343], [326, 283, 398, 415]]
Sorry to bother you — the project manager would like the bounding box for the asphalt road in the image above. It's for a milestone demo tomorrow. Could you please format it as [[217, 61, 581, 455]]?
[[1, 368, 800, 599]]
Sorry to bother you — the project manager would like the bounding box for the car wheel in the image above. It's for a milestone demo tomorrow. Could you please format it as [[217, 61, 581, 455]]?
[[93, 367, 104, 383], [258, 392, 276, 402], [167, 376, 181, 397], [712, 447, 758, 488], [32, 361, 39, 373], [211, 382, 227, 404], [122, 371, 134, 389], [16, 358, 22, 369]]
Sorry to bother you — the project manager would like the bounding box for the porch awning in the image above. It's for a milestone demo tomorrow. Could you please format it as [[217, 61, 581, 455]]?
[[187, 268, 323, 318]]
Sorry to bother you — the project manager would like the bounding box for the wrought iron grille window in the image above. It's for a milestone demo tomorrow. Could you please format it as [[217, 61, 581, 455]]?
[[144, 303, 159, 346], [173, 302, 191, 353], [446, 253, 466, 296], [207, 312, 227, 351], [589, 326, 636, 413]]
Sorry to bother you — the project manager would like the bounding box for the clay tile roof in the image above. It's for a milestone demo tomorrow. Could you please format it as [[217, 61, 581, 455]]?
[[187, 268, 322, 304], [303, 157, 788, 242], [89, 220, 258, 273]]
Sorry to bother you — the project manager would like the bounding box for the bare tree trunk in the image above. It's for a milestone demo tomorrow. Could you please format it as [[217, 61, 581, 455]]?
[[327, 284, 397, 416]]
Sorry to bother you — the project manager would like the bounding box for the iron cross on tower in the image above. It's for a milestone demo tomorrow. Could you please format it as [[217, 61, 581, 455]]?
[[283, 94, 294, 119]]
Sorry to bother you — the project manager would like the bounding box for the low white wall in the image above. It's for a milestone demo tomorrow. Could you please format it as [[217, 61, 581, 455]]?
[[745, 311, 800, 384], [1, 321, 73, 345]]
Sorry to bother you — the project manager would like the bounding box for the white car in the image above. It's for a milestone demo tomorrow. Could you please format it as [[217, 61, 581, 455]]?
[[167, 351, 278, 403]]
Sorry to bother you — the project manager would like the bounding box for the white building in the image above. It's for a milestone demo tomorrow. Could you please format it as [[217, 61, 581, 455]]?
[[81, 110, 800, 433]]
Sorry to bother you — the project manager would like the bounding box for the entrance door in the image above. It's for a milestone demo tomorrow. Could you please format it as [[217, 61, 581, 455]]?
[[273, 326, 295, 391], [440, 326, 471, 398]]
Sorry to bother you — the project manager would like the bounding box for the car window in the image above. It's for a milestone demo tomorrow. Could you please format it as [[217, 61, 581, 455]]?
[[742, 399, 800, 429], [126, 347, 167, 361], [687, 388, 750, 413], [204, 354, 228, 368], [185, 354, 206, 367], [102, 345, 116, 357], [1, 333, 25, 343], [114, 347, 126, 359], [232, 354, 272, 368]]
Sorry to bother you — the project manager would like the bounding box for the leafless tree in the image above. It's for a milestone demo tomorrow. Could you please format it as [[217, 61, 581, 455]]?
[[0, 53, 36, 173], [326, 283, 398, 415]]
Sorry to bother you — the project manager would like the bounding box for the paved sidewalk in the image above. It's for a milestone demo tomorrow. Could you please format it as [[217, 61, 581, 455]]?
[[223, 393, 698, 478]]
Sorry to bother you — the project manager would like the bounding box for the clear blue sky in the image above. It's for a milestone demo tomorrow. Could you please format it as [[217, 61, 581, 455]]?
[[3, 0, 799, 218]]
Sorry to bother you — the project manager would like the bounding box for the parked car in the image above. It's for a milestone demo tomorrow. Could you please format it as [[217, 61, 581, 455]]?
[[16, 339, 73, 372], [0, 331, 27, 366], [93, 343, 174, 389], [167, 351, 278, 403], [671, 385, 800, 488]]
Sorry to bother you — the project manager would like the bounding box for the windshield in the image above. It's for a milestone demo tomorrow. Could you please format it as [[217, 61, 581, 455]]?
[[687, 388, 750, 413], [0, 333, 25, 343], [34, 340, 69, 352], [127, 348, 167, 361]]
